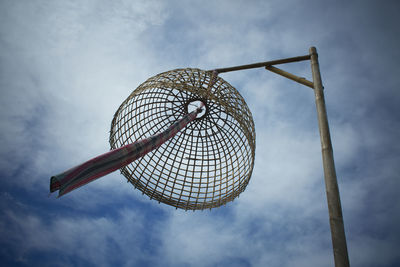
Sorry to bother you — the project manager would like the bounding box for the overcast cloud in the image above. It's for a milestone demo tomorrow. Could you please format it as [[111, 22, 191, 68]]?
[[1, 0, 399, 266]]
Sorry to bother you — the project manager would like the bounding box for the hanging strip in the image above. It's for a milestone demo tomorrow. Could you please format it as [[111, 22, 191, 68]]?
[[50, 107, 202, 197]]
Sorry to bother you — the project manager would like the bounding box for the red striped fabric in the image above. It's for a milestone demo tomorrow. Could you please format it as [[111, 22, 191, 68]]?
[[50, 107, 202, 197]]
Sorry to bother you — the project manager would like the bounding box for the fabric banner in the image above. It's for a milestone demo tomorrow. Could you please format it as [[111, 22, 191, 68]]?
[[50, 107, 201, 197]]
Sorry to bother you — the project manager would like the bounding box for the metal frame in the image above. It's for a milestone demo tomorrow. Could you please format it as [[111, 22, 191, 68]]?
[[211, 47, 350, 267]]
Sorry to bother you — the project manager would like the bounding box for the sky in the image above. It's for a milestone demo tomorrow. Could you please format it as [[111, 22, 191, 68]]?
[[0, 0, 399, 266]]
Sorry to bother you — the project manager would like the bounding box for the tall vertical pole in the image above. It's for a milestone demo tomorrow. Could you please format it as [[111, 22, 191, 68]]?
[[309, 46, 350, 267]]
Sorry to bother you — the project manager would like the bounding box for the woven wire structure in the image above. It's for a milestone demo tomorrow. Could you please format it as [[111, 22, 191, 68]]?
[[109, 68, 255, 210]]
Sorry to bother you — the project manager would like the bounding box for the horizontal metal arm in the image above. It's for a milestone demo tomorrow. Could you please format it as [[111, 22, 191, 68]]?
[[211, 55, 311, 73]]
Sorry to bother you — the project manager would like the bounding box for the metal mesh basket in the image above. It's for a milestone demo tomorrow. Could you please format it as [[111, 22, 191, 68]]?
[[109, 68, 255, 210]]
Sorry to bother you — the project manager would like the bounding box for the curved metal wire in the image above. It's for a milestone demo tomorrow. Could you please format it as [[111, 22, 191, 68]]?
[[109, 68, 255, 210]]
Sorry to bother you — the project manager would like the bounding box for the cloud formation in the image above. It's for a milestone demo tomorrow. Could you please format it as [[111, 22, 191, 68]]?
[[1, 0, 399, 266]]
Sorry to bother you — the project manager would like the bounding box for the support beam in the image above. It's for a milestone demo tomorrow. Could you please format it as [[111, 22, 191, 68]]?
[[265, 65, 314, 89], [310, 46, 350, 267], [212, 55, 310, 73]]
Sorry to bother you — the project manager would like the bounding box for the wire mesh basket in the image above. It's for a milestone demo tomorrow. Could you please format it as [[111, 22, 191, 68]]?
[[109, 68, 255, 210]]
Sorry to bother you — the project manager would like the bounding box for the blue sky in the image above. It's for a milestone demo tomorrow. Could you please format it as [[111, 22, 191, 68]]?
[[1, 0, 399, 266]]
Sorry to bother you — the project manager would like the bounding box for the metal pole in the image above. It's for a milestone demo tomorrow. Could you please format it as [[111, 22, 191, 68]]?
[[309, 46, 350, 267]]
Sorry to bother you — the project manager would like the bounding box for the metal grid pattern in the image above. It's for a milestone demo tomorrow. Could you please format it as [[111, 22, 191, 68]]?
[[109, 68, 255, 210]]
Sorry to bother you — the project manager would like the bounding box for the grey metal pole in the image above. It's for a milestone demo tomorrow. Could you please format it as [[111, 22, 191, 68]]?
[[309, 46, 350, 267]]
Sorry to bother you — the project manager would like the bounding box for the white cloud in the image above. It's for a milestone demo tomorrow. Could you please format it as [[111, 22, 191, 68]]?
[[0, 194, 151, 266], [0, 0, 169, 189], [1, 0, 400, 266]]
